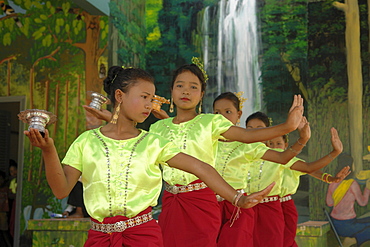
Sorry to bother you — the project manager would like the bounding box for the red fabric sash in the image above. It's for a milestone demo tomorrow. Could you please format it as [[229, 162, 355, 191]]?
[[159, 179, 220, 247], [85, 207, 163, 247], [217, 200, 255, 247], [253, 200, 284, 247], [281, 198, 298, 247]]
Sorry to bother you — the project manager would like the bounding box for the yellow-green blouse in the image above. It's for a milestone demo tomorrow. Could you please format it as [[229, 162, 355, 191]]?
[[216, 141, 269, 190], [149, 114, 233, 185], [280, 158, 305, 197], [246, 149, 297, 196], [62, 128, 181, 222]]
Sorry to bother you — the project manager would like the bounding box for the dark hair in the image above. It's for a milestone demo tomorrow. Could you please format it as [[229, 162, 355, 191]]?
[[103, 66, 154, 105], [171, 64, 207, 92], [213, 92, 240, 111], [9, 159, 17, 169], [245, 111, 270, 127]]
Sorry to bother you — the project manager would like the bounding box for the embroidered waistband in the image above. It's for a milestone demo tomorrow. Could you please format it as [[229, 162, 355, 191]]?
[[164, 182, 207, 194], [216, 189, 245, 202], [90, 212, 153, 233], [260, 195, 280, 203], [280, 195, 292, 202]]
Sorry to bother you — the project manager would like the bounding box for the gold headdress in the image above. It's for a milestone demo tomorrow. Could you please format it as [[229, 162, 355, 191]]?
[[268, 117, 273, 126], [191, 57, 208, 83], [122, 65, 134, 70], [234, 91, 247, 110]]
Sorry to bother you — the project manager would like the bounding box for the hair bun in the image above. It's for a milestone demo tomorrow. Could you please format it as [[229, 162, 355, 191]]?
[[103, 66, 122, 94]]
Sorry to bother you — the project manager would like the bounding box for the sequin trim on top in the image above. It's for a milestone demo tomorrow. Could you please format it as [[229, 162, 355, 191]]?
[[92, 129, 149, 217], [219, 143, 243, 178], [160, 116, 203, 184], [247, 160, 265, 192], [161, 115, 203, 150]]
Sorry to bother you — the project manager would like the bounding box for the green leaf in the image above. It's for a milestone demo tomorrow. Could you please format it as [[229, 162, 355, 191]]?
[[3, 33, 11, 46], [50, 6, 55, 15], [65, 24, 70, 33], [100, 20, 105, 29], [32, 30, 43, 40], [34, 18, 42, 24], [40, 14, 48, 21], [101, 31, 107, 40], [77, 21, 83, 31]]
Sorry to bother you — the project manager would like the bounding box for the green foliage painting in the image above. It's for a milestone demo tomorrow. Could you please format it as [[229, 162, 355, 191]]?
[[0, 0, 108, 244]]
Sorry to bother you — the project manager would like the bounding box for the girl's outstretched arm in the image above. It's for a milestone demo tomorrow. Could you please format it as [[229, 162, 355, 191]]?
[[222, 95, 304, 143], [167, 153, 274, 208], [309, 166, 351, 183], [24, 128, 81, 199], [291, 128, 343, 173]]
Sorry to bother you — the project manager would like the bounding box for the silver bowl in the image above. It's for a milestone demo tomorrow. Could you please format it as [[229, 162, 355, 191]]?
[[18, 109, 57, 137]]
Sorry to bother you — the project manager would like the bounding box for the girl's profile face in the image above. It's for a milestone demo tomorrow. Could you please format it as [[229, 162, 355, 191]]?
[[9, 166, 17, 177], [172, 71, 203, 111], [267, 136, 288, 150], [213, 98, 241, 125], [120, 79, 155, 123], [246, 118, 267, 129]]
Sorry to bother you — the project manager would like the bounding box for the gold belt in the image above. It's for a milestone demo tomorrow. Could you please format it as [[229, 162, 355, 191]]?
[[164, 182, 207, 194], [280, 195, 292, 202], [90, 212, 153, 233], [260, 196, 280, 203]]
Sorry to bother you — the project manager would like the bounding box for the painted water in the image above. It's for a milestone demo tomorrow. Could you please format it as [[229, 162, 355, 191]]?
[[200, 0, 262, 127]]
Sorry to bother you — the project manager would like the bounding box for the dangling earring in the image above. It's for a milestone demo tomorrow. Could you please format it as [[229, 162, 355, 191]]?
[[198, 100, 202, 113], [110, 101, 121, 124], [169, 98, 174, 113], [236, 119, 240, 126]]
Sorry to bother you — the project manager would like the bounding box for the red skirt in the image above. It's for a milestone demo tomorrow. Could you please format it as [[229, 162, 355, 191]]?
[[85, 208, 163, 247], [217, 200, 255, 247], [281, 198, 298, 247], [159, 180, 220, 247], [253, 199, 284, 247]]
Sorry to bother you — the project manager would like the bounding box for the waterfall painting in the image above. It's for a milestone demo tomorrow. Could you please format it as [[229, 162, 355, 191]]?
[[0, 0, 369, 246]]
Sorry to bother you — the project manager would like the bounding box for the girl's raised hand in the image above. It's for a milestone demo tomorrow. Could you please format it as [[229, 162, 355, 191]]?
[[285, 95, 304, 130], [330, 128, 343, 153], [238, 182, 275, 208], [24, 128, 54, 151], [288, 95, 304, 113], [329, 166, 351, 183], [297, 117, 311, 141]]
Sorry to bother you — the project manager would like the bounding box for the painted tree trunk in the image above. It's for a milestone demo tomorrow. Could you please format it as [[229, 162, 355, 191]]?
[[334, 0, 363, 174], [72, 12, 106, 105], [79, 14, 105, 100]]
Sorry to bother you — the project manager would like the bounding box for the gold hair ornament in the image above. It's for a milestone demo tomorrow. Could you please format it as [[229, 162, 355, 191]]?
[[191, 57, 208, 83], [121, 65, 133, 69], [152, 95, 170, 111], [233, 91, 247, 110], [268, 117, 273, 126]]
